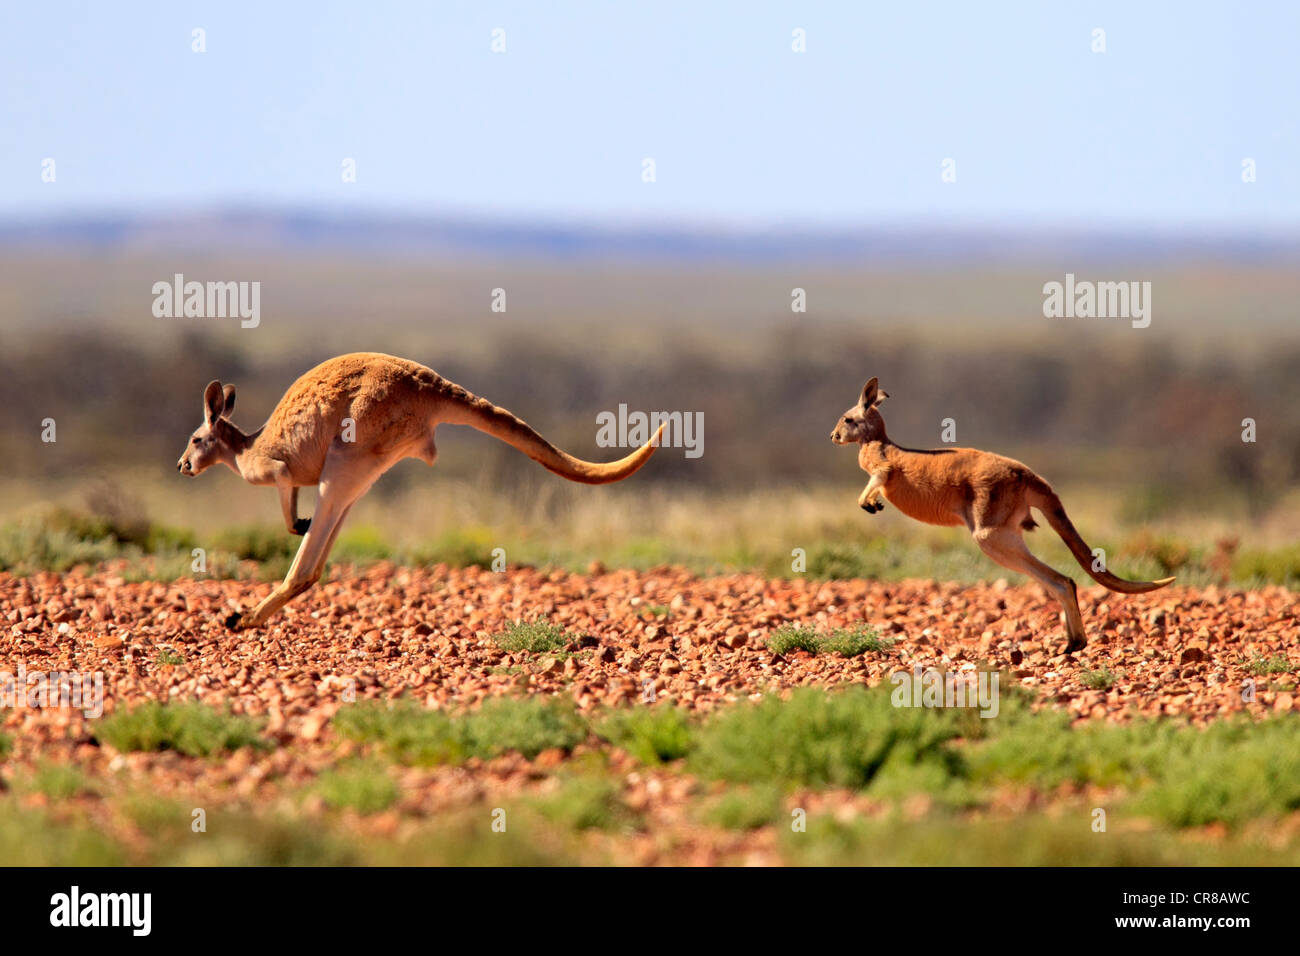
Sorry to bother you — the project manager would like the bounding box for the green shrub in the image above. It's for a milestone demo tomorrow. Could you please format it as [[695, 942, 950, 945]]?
[[1080, 668, 1117, 690], [596, 706, 694, 764], [410, 526, 499, 569], [493, 619, 575, 654], [767, 624, 890, 657], [334, 696, 588, 765], [1233, 544, 1300, 587], [23, 763, 94, 800], [315, 763, 399, 814], [0, 801, 124, 865], [1133, 720, 1300, 827], [0, 515, 123, 574], [333, 701, 462, 766], [805, 543, 870, 580], [462, 697, 589, 759], [532, 776, 633, 831], [1243, 654, 1292, 676], [95, 702, 267, 757], [699, 784, 783, 830], [781, 812, 1298, 867], [211, 525, 297, 563], [690, 686, 962, 789], [332, 525, 393, 563], [766, 626, 821, 655], [967, 708, 1165, 789]]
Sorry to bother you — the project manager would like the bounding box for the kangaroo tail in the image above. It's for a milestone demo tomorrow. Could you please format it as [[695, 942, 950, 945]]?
[[439, 387, 664, 485], [1029, 481, 1175, 594]]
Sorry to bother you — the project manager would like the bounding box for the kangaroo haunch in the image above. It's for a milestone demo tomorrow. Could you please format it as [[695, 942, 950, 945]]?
[[830, 377, 1174, 653], [177, 352, 665, 629]]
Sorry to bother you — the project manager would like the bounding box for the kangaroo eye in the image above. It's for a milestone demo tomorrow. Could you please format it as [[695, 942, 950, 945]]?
[[192, 437, 200, 445]]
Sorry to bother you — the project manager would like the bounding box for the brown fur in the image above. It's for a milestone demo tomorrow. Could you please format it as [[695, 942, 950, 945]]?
[[831, 378, 1174, 652], [178, 353, 664, 629]]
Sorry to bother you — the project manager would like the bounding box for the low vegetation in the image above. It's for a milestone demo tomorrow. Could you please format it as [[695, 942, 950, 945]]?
[[766, 624, 891, 657], [6, 685, 1300, 864], [1079, 668, 1118, 690], [333, 696, 588, 764], [94, 702, 267, 757], [492, 619, 578, 655], [595, 706, 694, 764], [314, 762, 399, 814], [3, 495, 1299, 588]]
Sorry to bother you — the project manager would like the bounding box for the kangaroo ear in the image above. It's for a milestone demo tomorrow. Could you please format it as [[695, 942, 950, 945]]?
[[860, 377, 879, 408], [875, 388, 889, 406], [221, 384, 236, 418], [203, 380, 225, 424]]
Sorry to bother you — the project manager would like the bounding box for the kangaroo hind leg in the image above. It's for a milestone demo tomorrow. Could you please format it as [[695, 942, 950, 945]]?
[[974, 525, 1087, 653]]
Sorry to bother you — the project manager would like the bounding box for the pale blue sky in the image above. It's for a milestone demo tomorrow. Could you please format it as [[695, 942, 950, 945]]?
[[1, 0, 1295, 229]]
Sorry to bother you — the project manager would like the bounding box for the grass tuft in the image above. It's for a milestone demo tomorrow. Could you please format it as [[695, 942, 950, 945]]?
[[690, 686, 961, 790], [596, 706, 694, 764], [1080, 668, 1118, 690], [23, 762, 95, 800], [531, 776, 635, 831], [315, 763, 399, 814], [493, 619, 576, 654], [767, 624, 891, 657], [699, 783, 784, 831], [1243, 654, 1292, 676], [334, 696, 589, 765], [95, 701, 267, 757]]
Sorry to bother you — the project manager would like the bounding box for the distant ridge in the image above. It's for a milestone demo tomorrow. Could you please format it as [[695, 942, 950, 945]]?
[[1, 210, 1296, 265]]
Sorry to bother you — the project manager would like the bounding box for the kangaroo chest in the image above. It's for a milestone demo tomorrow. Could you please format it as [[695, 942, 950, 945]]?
[[859, 443, 965, 527]]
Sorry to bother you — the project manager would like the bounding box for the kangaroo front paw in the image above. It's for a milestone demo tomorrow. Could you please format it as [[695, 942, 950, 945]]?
[[224, 611, 246, 631], [1064, 634, 1087, 654], [860, 500, 885, 514], [292, 517, 312, 535]]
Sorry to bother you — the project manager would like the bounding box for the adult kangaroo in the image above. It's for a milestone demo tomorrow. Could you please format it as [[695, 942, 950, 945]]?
[[177, 352, 664, 629], [830, 377, 1174, 652]]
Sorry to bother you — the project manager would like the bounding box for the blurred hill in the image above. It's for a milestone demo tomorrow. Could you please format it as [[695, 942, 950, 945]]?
[[4, 209, 1300, 265], [1, 212, 1296, 519]]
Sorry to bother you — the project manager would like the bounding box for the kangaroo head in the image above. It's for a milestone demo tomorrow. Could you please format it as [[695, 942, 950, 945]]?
[[830, 377, 889, 445], [177, 380, 242, 476]]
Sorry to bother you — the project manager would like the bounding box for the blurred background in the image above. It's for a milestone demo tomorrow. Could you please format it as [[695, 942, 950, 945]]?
[[1, 1, 1297, 583]]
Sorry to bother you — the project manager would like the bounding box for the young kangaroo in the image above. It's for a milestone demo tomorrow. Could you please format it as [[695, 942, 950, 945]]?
[[830, 378, 1174, 652], [177, 352, 665, 630]]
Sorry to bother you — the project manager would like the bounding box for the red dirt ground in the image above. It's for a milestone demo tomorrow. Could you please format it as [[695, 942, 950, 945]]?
[[3, 565, 1296, 736], [2, 566, 1295, 864]]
